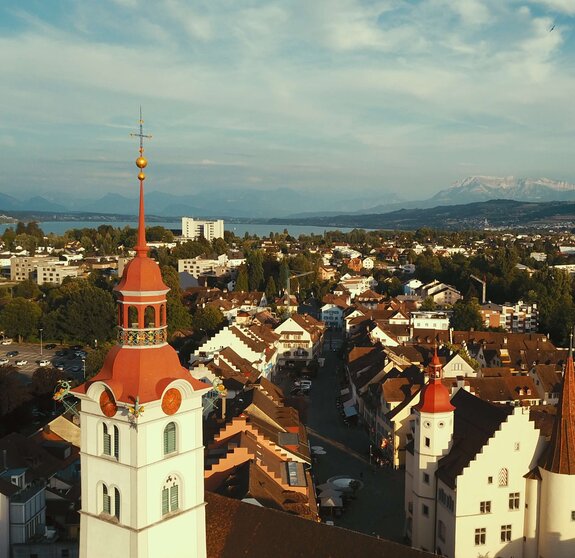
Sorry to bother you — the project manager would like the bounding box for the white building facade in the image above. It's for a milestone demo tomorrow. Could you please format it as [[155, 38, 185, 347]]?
[[181, 217, 224, 241]]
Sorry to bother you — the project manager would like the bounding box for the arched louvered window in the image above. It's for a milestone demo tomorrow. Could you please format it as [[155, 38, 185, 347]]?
[[103, 424, 111, 456], [164, 422, 177, 455], [102, 484, 111, 515], [162, 475, 180, 516]]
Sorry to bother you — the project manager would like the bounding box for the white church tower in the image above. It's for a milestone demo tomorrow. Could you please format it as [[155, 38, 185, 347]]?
[[72, 115, 210, 558], [537, 341, 575, 558], [406, 350, 454, 554]]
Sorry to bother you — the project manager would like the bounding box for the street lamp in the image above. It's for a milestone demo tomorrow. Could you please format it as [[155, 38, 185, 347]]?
[[39, 328, 43, 356]]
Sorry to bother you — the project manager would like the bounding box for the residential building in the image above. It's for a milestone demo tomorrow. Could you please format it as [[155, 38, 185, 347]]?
[[36, 264, 82, 286], [275, 314, 325, 367], [10, 256, 60, 282], [405, 349, 575, 558], [410, 312, 449, 331], [181, 217, 224, 241]]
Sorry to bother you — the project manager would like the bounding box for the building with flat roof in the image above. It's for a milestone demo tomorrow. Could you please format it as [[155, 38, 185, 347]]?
[[181, 217, 224, 241]]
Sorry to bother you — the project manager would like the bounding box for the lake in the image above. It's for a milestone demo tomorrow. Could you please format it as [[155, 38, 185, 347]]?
[[0, 220, 359, 237]]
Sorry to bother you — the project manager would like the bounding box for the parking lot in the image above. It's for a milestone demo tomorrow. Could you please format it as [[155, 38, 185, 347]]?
[[0, 341, 87, 383]]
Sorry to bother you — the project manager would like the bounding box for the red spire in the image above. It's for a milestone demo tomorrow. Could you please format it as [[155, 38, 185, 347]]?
[[543, 341, 575, 474], [415, 347, 454, 414], [135, 179, 148, 257]]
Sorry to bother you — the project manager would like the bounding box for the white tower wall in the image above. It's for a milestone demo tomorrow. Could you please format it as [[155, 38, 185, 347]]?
[[78, 382, 207, 558], [538, 467, 575, 558]]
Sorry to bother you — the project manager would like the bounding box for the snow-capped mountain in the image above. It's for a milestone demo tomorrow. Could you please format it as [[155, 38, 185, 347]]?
[[429, 176, 575, 205]]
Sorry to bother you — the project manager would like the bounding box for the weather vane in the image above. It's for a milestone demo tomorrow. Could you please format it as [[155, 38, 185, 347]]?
[[130, 106, 152, 155], [130, 107, 152, 181]]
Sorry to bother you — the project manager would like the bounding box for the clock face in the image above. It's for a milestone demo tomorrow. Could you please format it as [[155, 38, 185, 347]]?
[[161, 388, 182, 415], [99, 389, 117, 417]]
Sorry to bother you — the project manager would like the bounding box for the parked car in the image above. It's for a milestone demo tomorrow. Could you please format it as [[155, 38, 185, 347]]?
[[295, 379, 312, 389], [38, 360, 51, 367], [7, 351, 18, 357], [0, 358, 9, 365], [1, 338, 13, 345], [45, 343, 56, 350], [16, 360, 28, 366]]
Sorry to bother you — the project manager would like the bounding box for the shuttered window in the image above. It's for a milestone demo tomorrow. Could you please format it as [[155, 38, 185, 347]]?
[[162, 487, 169, 516], [113, 425, 119, 459], [102, 485, 111, 515], [114, 488, 120, 520], [170, 484, 179, 512], [164, 422, 176, 455], [103, 425, 111, 456]]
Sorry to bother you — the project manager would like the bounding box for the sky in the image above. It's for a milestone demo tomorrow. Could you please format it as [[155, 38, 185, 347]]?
[[1, 0, 575, 203]]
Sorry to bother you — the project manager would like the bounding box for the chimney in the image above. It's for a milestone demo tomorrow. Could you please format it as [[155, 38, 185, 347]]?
[[449, 327, 454, 345]]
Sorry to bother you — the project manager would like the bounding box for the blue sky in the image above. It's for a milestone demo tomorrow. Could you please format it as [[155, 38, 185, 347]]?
[[1, 0, 575, 202]]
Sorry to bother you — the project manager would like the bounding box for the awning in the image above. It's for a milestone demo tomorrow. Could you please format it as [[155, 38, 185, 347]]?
[[344, 406, 358, 418]]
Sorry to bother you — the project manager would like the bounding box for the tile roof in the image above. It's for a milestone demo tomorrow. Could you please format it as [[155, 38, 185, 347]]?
[[205, 491, 435, 558], [437, 389, 512, 488], [541, 353, 575, 474]]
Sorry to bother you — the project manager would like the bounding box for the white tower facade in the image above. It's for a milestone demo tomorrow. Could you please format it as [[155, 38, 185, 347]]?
[[406, 351, 454, 554], [538, 349, 575, 558], [72, 120, 209, 558]]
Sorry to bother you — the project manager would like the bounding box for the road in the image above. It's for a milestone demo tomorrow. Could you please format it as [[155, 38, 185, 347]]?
[[276, 330, 406, 542]]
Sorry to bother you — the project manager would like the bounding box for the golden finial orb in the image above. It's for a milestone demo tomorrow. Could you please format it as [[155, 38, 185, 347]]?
[[138, 171, 146, 181], [136, 156, 148, 169]]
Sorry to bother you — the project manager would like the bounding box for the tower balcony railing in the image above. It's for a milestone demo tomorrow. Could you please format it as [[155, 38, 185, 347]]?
[[118, 325, 168, 346]]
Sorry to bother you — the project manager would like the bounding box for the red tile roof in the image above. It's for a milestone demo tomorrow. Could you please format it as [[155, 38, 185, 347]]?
[[542, 354, 575, 474]]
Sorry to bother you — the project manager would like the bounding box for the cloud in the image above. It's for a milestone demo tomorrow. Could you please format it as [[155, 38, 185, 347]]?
[[0, 0, 574, 200]]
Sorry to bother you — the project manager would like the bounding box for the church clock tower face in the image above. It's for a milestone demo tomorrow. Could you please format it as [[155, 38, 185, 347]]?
[[99, 389, 117, 417], [161, 388, 182, 415]]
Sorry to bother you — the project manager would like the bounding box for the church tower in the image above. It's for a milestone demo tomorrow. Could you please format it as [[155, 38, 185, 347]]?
[[538, 338, 575, 558], [73, 114, 209, 558], [407, 349, 454, 553]]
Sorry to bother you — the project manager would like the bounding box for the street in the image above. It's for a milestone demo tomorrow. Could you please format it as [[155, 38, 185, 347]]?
[[275, 331, 406, 542]]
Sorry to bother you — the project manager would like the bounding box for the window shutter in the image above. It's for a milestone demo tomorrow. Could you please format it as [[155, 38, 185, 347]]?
[[103, 425, 111, 456], [164, 423, 176, 455], [114, 488, 120, 520], [170, 484, 179, 512], [113, 426, 119, 459], [162, 487, 169, 516], [103, 485, 111, 515]]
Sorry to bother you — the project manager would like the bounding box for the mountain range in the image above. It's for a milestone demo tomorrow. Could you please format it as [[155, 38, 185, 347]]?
[[1, 176, 575, 220]]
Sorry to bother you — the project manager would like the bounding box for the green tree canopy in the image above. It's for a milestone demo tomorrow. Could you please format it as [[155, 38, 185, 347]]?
[[235, 265, 249, 292], [192, 306, 226, 336], [0, 297, 42, 341], [451, 298, 484, 331]]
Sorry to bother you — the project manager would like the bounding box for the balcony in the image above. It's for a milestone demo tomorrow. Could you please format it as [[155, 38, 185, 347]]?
[[118, 326, 168, 347]]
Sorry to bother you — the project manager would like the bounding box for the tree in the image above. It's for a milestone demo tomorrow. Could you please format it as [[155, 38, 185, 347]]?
[[247, 250, 265, 291], [451, 298, 484, 331], [0, 297, 42, 342], [44, 283, 116, 344], [265, 276, 277, 300], [0, 366, 30, 416], [31, 367, 66, 396], [161, 266, 192, 336], [279, 260, 290, 292], [192, 306, 226, 336], [420, 296, 437, 311], [235, 265, 249, 292], [13, 279, 41, 300]]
